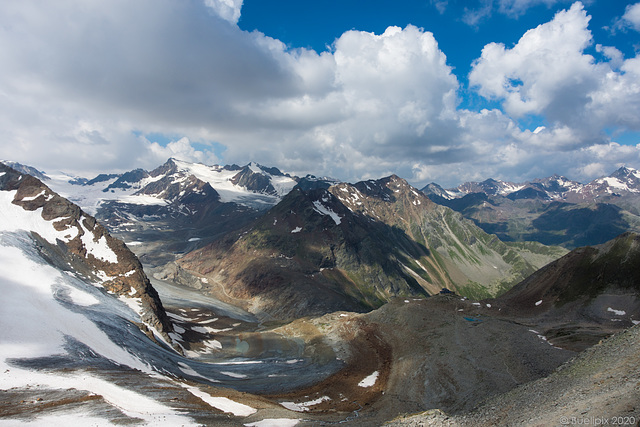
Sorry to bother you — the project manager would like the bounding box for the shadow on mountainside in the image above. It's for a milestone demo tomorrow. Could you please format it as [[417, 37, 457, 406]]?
[[529, 203, 629, 248]]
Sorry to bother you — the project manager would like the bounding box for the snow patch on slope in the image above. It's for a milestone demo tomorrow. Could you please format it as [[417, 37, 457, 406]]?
[[607, 307, 626, 316], [245, 419, 300, 427], [64, 285, 100, 307], [358, 371, 380, 387], [182, 384, 256, 416], [312, 200, 342, 225], [0, 190, 78, 244], [280, 396, 331, 412], [79, 219, 118, 263]]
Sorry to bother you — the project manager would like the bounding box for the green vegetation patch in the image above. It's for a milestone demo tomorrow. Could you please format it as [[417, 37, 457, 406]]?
[[457, 281, 493, 300]]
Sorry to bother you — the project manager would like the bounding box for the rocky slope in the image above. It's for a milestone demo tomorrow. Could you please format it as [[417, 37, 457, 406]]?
[[355, 234, 640, 424], [279, 232, 640, 425], [490, 232, 640, 350], [177, 175, 565, 320], [0, 162, 173, 341], [330, 176, 566, 299], [385, 323, 640, 427]]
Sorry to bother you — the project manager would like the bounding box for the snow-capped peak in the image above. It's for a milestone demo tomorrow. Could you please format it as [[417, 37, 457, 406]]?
[[170, 159, 297, 206], [248, 161, 263, 174], [426, 166, 640, 203], [42, 159, 298, 213]]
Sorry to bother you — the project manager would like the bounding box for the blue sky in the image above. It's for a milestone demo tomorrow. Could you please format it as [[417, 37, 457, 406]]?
[[0, 1, 639, 187], [240, 0, 637, 112], [240, 1, 570, 76], [240, 1, 637, 60]]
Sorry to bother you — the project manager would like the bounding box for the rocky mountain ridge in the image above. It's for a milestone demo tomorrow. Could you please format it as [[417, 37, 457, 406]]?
[[0, 162, 174, 344], [176, 174, 565, 320], [491, 231, 640, 350]]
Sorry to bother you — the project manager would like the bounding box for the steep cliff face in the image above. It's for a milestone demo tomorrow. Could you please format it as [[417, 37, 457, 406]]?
[[0, 162, 173, 341]]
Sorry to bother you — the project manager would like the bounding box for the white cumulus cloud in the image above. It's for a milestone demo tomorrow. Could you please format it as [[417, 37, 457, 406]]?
[[469, 3, 596, 121], [0, 0, 638, 188], [469, 2, 640, 148], [204, 0, 244, 24], [622, 3, 640, 32]]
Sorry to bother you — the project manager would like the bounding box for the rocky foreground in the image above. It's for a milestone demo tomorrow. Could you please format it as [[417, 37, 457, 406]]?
[[386, 323, 640, 427]]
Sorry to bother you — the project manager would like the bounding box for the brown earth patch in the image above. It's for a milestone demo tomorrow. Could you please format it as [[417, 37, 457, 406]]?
[[264, 318, 392, 415]]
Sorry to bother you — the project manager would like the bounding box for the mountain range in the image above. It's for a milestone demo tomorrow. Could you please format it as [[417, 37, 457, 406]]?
[[425, 167, 640, 202], [1, 158, 639, 426], [175, 174, 564, 320], [39, 158, 314, 266], [423, 167, 640, 248]]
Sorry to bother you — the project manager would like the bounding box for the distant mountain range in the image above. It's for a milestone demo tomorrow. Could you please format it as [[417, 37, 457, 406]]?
[[8, 158, 640, 252], [45, 157, 300, 215], [424, 166, 640, 203], [36, 158, 334, 266], [422, 167, 640, 248]]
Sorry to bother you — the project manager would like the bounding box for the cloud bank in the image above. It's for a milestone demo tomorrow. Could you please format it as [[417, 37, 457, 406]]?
[[0, 0, 638, 187]]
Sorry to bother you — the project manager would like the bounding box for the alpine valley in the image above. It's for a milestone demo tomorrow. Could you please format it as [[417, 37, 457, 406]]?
[[423, 167, 640, 249], [1, 158, 639, 426]]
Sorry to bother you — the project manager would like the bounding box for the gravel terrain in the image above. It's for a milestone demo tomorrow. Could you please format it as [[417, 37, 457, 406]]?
[[386, 323, 640, 427]]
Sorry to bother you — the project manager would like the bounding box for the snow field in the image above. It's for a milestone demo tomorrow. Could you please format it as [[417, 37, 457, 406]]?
[[0, 240, 200, 426], [312, 200, 342, 225], [280, 396, 331, 412], [181, 384, 257, 417]]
